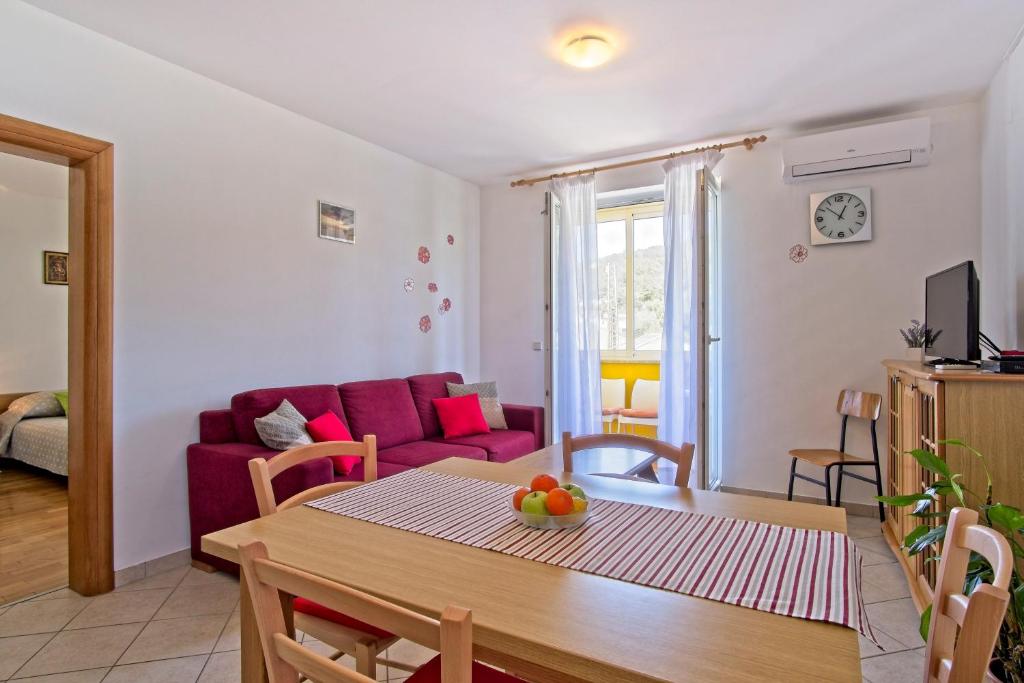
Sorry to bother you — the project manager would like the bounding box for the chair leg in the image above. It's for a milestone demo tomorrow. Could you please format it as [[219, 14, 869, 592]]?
[[355, 642, 377, 679], [874, 461, 886, 523], [824, 465, 833, 507], [787, 457, 797, 501], [835, 465, 844, 508]]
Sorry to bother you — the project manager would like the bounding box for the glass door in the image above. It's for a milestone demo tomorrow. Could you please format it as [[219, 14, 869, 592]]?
[[698, 169, 723, 490]]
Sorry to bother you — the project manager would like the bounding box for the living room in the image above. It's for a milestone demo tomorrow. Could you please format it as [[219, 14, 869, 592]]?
[[1, 2, 1023, 682]]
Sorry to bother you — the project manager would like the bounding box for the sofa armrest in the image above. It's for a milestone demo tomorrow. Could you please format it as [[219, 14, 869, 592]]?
[[198, 409, 237, 444], [502, 403, 545, 451], [186, 441, 333, 571]]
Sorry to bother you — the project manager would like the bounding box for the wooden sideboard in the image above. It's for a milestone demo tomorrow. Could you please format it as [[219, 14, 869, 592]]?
[[883, 360, 1024, 610]]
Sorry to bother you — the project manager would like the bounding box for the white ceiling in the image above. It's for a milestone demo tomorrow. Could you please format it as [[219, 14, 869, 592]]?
[[24, 0, 1024, 184]]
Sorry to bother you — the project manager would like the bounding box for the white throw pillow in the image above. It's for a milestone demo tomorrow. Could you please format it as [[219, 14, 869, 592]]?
[[254, 399, 313, 450]]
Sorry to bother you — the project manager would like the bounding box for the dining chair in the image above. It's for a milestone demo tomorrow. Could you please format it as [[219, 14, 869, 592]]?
[[923, 507, 1012, 683], [249, 437, 407, 679], [238, 539, 525, 683], [600, 378, 625, 433], [561, 431, 694, 488], [617, 379, 659, 434], [786, 389, 885, 520]]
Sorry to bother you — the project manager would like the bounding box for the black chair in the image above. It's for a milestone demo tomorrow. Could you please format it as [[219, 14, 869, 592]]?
[[786, 389, 884, 521]]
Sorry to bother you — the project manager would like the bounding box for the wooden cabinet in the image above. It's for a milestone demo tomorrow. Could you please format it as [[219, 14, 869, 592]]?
[[883, 360, 1024, 610]]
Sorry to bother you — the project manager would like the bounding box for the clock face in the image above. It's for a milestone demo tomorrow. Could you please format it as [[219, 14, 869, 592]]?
[[809, 187, 872, 245], [814, 192, 866, 240]]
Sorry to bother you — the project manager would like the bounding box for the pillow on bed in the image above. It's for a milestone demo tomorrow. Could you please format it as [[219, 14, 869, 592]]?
[[7, 392, 63, 419], [54, 391, 69, 415]]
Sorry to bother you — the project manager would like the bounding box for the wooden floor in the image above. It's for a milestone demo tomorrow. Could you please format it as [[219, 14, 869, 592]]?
[[0, 464, 68, 604]]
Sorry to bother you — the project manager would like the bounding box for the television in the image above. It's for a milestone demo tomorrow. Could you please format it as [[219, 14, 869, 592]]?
[[925, 261, 980, 362]]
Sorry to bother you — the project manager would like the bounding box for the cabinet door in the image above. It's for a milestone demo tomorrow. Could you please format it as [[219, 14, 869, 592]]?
[[886, 370, 903, 539], [914, 380, 944, 591], [899, 379, 919, 544]]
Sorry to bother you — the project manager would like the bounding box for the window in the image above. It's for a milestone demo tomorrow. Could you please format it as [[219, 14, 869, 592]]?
[[596, 201, 664, 359]]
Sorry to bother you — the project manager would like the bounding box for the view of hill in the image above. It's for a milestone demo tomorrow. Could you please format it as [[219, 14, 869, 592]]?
[[598, 244, 664, 351]]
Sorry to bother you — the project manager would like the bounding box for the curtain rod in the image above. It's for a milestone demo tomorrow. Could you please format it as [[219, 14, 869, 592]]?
[[509, 134, 768, 188]]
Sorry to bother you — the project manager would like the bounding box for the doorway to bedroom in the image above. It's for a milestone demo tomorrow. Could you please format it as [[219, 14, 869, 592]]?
[[0, 152, 71, 603]]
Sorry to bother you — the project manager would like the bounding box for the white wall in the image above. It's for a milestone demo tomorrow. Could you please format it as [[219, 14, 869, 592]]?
[[481, 103, 982, 505], [981, 35, 1024, 349], [0, 155, 69, 392], [0, 1, 480, 569]]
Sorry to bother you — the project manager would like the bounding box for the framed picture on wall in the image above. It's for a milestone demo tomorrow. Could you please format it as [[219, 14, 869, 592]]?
[[43, 251, 68, 285], [318, 200, 355, 244]]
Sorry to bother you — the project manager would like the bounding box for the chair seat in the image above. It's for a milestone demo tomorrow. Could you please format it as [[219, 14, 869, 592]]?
[[788, 449, 873, 467], [293, 597, 394, 640], [619, 408, 657, 419], [407, 655, 524, 683]]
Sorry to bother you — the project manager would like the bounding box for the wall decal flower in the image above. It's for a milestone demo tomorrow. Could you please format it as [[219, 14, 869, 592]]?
[[419, 315, 432, 333], [403, 278, 415, 292], [789, 244, 808, 263], [439, 297, 452, 314], [427, 282, 438, 293], [447, 234, 455, 246], [418, 246, 431, 264]]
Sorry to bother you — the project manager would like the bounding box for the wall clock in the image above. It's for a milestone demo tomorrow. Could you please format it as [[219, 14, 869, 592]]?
[[809, 187, 871, 246]]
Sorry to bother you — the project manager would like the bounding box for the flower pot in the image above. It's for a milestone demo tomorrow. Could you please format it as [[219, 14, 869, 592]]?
[[905, 347, 925, 362], [987, 658, 1005, 682]]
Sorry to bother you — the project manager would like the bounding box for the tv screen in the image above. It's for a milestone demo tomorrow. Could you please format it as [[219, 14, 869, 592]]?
[[925, 261, 980, 361]]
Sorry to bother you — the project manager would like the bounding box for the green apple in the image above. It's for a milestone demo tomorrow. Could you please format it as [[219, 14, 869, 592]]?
[[563, 484, 587, 500], [520, 491, 549, 515]]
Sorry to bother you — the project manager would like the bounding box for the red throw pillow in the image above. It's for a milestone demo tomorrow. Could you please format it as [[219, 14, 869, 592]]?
[[432, 394, 491, 439], [305, 411, 360, 476]]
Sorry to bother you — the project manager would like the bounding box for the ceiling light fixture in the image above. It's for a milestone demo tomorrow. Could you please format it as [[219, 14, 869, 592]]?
[[561, 34, 614, 69]]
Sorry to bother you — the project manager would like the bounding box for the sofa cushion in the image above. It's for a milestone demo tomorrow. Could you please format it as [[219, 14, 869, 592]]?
[[446, 381, 508, 429], [406, 372, 463, 438], [432, 430, 536, 463], [335, 459, 411, 482], [254, 399, 313, 450], [377, 440, 487, 468], [339, 379, 424, 449], [306, 411, 359, 475], [432, 394, 491, 439], [232, 385, 346, 446]]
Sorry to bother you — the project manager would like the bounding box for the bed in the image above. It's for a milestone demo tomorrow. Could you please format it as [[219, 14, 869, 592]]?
[[0, 391, 69, 477]]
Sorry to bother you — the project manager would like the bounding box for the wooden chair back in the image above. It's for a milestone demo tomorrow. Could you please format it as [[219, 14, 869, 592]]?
[[561, 432, 695, 488], [836, 389, 882, 421], [238, 540, 473, 683], [248, 437, 377, 517], [923, 507, 1012, 683]]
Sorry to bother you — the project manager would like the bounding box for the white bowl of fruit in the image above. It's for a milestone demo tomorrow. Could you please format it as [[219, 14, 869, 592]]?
[[511, 474, 590, 530]]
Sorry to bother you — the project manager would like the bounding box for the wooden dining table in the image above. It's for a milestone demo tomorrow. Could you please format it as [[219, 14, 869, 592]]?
[[201, 444, 861, 682]]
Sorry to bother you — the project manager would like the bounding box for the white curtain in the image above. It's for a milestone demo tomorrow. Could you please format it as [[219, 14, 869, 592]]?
[[551, 174, 602, 438], [658, 152, 722, 450]]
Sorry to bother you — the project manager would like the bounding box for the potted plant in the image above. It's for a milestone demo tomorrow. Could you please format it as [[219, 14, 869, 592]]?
[[878, 440, 1023, 682], [899, 319, 941, 362]]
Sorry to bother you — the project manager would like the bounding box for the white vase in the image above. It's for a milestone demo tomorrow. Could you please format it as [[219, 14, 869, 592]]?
[[905, 347, 924, 362]]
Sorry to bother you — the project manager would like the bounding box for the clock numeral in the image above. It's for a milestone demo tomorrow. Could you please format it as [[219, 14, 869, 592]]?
[[837, 231, 846, 238], [858, 210, 865, 217], [816, 216, 823, 222]]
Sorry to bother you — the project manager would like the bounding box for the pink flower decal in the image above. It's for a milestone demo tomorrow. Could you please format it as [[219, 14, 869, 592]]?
[[438, 297, 452, 315], [418, 246, 431, 264], [789, 244, 808, 263], [419, 315, 432, 333], [403, 278, 415, 292], [427, 282, 438, 293], [447, 234, 455, 246]]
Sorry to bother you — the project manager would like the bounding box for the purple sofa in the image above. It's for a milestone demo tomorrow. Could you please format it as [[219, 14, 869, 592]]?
[[187, 372, 544, 571]]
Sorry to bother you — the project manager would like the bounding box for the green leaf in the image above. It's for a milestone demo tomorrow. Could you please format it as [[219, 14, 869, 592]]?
[[903, 524, 930, 548], [906, 524, 947, 556], [911, 510, 949, 519], [909, 449, 951, 478], [987, 503, 1024, 535], [912, 496, 934, 515], [919, 603, 933, 641], [875, 493, 932, 506]]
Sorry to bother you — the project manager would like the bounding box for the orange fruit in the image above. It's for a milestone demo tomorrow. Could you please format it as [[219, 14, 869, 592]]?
[[530, 473, 559, 493], [512, 487, 530, 511], [572, 498, 588, 513], [545, 488, 575, 516]]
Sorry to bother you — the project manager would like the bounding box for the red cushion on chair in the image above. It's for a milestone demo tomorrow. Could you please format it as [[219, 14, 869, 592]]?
[[407, 655, 525, 683], [305, 411, 360, 476], [292, 597, 393, 640], [431, 394, 491, 439], [619, 408, 658, 419]]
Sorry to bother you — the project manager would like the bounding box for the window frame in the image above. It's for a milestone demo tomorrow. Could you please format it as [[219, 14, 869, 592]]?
[[596, 200, 664, 361]]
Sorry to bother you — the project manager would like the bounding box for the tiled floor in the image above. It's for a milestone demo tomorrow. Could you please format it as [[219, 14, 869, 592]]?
[[0, 514, 923, 682]]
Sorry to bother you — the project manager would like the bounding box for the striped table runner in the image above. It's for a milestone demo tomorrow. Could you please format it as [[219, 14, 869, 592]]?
[[307, 468, 876, 641]]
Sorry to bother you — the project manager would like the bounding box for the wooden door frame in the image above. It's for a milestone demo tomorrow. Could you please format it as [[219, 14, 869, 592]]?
[[0, 113, 114, 595]]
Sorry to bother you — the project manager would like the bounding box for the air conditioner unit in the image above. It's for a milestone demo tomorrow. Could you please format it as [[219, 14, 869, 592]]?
[[782, 117, 931, 183]]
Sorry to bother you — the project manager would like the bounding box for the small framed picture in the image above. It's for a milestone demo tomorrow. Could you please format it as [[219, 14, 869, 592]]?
[[318, 200, 355, 244], [43, 251, 68, 285]]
